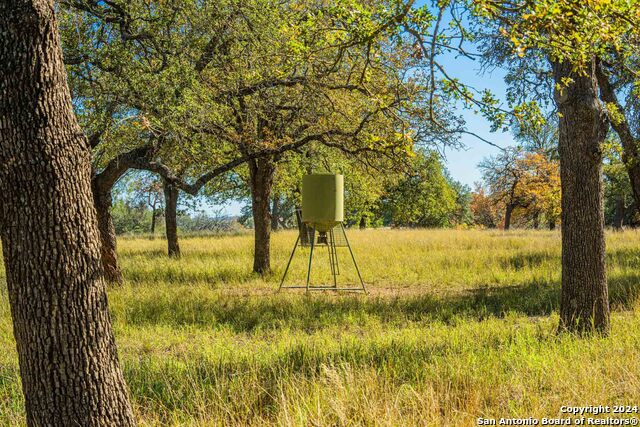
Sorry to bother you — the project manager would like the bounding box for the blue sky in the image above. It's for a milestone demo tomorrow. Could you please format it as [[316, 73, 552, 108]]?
[[438, 52, 515, 189], [420, 0, 516, 190]]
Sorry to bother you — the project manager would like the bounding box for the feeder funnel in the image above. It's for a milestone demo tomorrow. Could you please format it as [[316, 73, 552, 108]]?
[[302, 174, 344, 232]]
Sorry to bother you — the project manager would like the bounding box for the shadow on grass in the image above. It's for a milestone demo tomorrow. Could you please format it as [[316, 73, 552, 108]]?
[[118, 266, 640, 423], [123, 334, 461, 423], [121, 248, 247, 260], [115, 266, 640, 333], [115, 280, 549, 333], [607, 248, 640, 269], [500, 251, 557, 270], [122, 265, 257, 285]]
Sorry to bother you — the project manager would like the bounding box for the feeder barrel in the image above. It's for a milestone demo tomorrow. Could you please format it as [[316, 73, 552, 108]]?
[[302, 174, 343, 231]]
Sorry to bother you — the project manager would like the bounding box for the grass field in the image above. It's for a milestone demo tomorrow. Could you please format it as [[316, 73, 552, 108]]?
[[2, 229, 640, 426]]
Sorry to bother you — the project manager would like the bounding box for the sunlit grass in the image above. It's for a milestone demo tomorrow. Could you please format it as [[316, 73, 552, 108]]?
[[1, 229, 640, 425]]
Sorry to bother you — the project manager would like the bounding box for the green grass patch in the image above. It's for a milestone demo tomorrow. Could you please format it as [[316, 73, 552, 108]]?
[[1, 229, 640, 425]]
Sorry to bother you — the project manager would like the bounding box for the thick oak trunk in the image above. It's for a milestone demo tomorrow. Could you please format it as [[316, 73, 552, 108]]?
[[93, 186, 124, 284], [91, 145, 155, 283], [552, 59, 610, 335], [249, 158, 275, 274], [163, 179, 180, 257], [0, 1, 135, 425]]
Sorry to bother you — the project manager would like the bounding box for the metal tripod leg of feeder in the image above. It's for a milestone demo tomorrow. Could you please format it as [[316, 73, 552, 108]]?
[[341, 224, 366, 293], [329, 231, 338, 288], [326, 230, 338, 288], [326, 238, 335, 278], [306, 227, 316, 292], [330, 228, 340, 275], [278, 234, 300, 292]]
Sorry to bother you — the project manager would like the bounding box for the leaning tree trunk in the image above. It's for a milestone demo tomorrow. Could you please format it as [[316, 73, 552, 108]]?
[[504, 204, 514, 230], [249, 157, 276, 274], [163, 179, 180, 257], [0, 1, 135, 425], [596, 65, 640, 216], [90, 145, 155, 286], [552, 59, 610, 335], [93, 185, 124, 284]]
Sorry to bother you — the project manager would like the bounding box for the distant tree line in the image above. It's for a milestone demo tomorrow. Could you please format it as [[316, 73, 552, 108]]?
[[114, 149, 473, 235], [116, 130, 640, 236], [472, 122, 639, 231]]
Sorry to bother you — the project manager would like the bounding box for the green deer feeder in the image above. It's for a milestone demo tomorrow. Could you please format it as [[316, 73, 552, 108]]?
[[279, 174, 366, 293]]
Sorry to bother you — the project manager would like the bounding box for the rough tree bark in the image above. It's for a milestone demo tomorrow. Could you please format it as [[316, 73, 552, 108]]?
[[91, 145, 154, 284], [93, 184, 123, 284], [162, 179, 180, 257], [552, 59, 610, 335], [0, 1, 136, 425], [249, 157, 276, 274]]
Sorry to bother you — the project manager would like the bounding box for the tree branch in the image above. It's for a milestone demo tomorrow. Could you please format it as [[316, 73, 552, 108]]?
[[92, 144, 156, 192]]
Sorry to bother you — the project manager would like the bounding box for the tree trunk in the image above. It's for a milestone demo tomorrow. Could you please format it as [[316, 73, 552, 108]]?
[[532, 212, 540, 229], [0, 2, 135, 425], [359, 216, 366, 230], [150, 199, 157, 234], [296, 207, 311, 246], [596, 65, 640, 216], [92, 186, 124, 284], [163, 179, 180, 257], [613, 196, 625, 231], [249, 158, 276, 274], [504, 204, 514, 230], [91, 145, 155, 287], [549, 218, 556, 230], [552, 59, 610, 335], [271, 195, 280, 231]]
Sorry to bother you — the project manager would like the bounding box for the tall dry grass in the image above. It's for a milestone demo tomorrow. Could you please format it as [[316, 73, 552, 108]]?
[[1, 229, 640, 425]]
